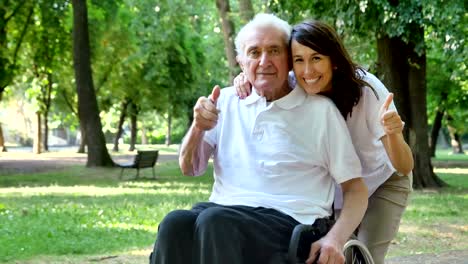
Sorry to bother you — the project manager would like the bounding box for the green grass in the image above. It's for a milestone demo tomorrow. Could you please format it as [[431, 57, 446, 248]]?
[[387, 167, 468, 257], [434, 148, 468, 161], [0, 161, 213, 263], [0, 160, 467, 263]]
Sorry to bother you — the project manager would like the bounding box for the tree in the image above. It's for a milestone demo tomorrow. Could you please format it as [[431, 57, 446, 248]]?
[[216, 0, 238, 81], [112, 99, 128, 152], [425, 0, 467, 156], [28, 0, 70, 152], [71, 0, 113, 167], [375, 23, 443, 188], [127, 0, 217, 141], [0, 0, 33, 100], [128, 99, 138, 151], [238, 0, 254, 23], [0, 0, 34, 151], [270, 0, 468, 188]]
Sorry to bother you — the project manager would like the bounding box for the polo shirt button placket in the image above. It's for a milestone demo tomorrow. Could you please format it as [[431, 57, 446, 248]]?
[[252, 128, 264, 141], [257, 130, 264, 141]]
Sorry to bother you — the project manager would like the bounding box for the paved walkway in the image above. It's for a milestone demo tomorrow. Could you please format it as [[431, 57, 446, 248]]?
[[0, 150, 178, 174]]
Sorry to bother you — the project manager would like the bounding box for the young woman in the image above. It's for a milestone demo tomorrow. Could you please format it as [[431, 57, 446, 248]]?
[[234, 20, 414, 264]]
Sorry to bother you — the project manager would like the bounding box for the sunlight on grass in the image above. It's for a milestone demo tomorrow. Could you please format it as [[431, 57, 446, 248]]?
[[434, 168, 468, 174], [386, 171, 468, 257], [0, 159, 467, 263], [0, 161, 213, 263], [97, 222, 158, 233], [0, 184, 211, 197]]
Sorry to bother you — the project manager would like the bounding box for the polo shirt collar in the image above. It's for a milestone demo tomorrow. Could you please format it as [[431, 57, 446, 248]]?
[[243, 88, 264, 105], [272, 84, 306, 110], [243, 85, 306, 110]]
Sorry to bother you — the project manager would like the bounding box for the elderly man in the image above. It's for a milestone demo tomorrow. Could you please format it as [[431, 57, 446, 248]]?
[[149, 13, 368, 264]]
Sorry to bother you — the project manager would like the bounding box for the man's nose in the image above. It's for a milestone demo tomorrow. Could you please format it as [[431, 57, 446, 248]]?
[[259, 52, 270, 66]]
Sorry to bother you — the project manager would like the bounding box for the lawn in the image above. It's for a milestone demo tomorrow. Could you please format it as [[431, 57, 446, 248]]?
[[0, 149, 467, 263], [433, 148, 468, 161], [0, 159, 212, 263]]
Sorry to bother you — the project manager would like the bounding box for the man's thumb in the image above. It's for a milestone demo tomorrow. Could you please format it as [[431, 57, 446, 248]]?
[[209, 85, 221, 104]]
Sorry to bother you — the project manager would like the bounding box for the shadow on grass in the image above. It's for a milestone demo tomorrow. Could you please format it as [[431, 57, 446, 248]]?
[[0, 191, 210, 263], [0, 161, 215, 262]]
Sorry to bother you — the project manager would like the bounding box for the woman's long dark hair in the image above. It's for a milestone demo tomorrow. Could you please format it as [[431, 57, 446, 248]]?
[[290, 20, 375, 120]]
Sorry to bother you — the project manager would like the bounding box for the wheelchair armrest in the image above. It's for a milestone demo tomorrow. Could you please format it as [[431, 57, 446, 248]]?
[[288, 218, 334, 264], [287, 219, 375, 264], [288, 224, 310, 263]]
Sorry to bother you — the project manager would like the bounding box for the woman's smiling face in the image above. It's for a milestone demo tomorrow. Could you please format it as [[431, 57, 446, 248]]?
[[291, 39, 334, 95]]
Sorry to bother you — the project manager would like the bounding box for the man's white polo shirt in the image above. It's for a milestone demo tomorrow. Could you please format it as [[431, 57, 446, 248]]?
[[204, 86, 362, 224]]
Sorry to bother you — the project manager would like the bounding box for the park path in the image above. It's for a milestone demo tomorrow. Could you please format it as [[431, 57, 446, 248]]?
[[0, 148, 178, 174]]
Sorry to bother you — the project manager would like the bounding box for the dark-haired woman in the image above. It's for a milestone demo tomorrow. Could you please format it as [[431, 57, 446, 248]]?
[[234, 20, 413, 264]]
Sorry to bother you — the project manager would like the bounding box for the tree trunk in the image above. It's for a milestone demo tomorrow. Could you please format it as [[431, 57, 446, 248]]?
[[113, 99, 128, 152], [429, 92, 447, 157], [128, 101, 138, 152], [447, 121, 465, 154], [0, 124, 7, 152], [72, 0, 113, 167], [376, 34, 445, 189], [141, 126, 147, 145], [407, 38, 445, 187], [215, 0, 238, 82], [165, 112, 172, 146], [238, 0, 254, 23], [78, 127, 86, 153], [33, 112, 42, 154], [42, 73, 53, 152], [451, 132, 464, 154], [0, 2, 8, 101], [43, 112, 49, 151], [429, 106, 444, 157]]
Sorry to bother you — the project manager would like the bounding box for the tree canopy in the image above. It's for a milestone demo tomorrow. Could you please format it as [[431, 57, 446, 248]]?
[[0, 0, 466, 186]]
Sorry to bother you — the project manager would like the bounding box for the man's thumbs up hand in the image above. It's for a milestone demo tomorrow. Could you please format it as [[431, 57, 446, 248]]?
[[193, 85, 221, 131], [209, 85, 221, 104], [380, 93, 404, 135]]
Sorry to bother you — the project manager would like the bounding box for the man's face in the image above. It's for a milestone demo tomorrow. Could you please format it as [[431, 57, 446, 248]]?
[[238, 26, 290, 97]]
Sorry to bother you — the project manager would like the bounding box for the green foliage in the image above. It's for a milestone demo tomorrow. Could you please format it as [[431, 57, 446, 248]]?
[[425, 0, 467, 133], [4, 0, 465, 149], [0, 0, 35, 92]]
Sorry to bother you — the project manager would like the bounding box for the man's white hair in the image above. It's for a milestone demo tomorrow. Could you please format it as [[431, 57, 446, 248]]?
[[234, 13, 291, 56]]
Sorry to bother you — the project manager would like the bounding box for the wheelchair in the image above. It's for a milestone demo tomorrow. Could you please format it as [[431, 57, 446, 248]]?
[[286, 222, 375, 264]]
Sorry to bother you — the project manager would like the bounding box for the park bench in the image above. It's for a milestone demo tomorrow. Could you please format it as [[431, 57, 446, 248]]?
[[117, 150, 159, 179]]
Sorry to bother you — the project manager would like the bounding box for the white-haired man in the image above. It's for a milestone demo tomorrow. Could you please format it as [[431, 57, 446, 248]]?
[[149, 13, 368, 264]]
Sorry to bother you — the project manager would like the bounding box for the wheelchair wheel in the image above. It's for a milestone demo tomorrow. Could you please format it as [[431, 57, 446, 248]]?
[[343, 239, 375, 264]]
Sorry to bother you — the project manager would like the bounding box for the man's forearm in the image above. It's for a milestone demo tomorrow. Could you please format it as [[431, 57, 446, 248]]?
[[179, 124, 212, 176], [327, 178, 368, 247]]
